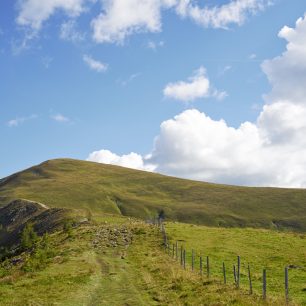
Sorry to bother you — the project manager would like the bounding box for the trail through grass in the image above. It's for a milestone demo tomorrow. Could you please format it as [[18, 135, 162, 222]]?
[[0, 215, 285, 305]]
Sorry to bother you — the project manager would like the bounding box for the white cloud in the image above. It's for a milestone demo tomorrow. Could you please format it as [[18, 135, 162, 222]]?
[[91, 0, 175, 44], [16, 0, 89, 31], [148, 14, 306, 187], [262, 14, 306, 105], [60, 19, 85, 42], [7, 114, 37, 127], [91, 0, 270, 44], [176, 0, 270, 29], [51, 114, 70, 123], [15, 0, 271, 45], [88, 14, 306, 188], [87, 149, 154, 171], [163, 66, 226, 102], [83, 54, 108, 72], [147, 40, 164, 50]]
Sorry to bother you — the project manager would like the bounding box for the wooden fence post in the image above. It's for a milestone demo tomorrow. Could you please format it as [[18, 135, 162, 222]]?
[[237, 256, 240, 288], [233, 265, 237, 285], [172, 244, 175, 258], [175, 241, 178, 260], [223, 262, 226, 284], [183, 250, 186, 270], [248, 264, 253, 295], [200, 256, 203, 276], [263, 269, 267, 300], [180, 246, 183, 267], [206, 256, 210, 278], [192, 249, 195, 271], [285, 266, 289, 304]]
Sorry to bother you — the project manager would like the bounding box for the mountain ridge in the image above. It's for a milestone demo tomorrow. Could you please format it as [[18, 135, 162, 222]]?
[[1, 158, 306, 231]]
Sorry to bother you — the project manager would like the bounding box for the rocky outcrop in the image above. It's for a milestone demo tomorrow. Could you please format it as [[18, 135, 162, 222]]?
[[0, 199, 73, 248]]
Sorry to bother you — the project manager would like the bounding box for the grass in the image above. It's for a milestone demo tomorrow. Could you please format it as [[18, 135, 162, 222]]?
[[0, 214, 284, 305], [165, 222, 306, 305], [1, 158, 306, 231]]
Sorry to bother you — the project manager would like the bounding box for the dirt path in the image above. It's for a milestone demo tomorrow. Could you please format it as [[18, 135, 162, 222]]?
[[88, 249, 150, 306]]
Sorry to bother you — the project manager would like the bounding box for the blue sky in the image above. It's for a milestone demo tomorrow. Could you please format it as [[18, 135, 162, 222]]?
[[1, 0, 306, 187]]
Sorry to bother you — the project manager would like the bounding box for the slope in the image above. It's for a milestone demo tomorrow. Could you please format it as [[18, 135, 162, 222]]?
[[1, 158, 306, 231]]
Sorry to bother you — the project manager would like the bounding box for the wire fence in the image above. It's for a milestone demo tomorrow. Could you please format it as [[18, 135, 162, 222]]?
[[154, 219, 303, 305]]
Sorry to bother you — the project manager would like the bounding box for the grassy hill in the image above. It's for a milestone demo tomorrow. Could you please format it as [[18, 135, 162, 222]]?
[[1, 158, 306, 231], [0, 214, 285, 305]]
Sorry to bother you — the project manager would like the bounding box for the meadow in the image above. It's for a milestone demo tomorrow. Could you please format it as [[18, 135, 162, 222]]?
[[0, 214, 276, 305], [166, 222, 306, 305]]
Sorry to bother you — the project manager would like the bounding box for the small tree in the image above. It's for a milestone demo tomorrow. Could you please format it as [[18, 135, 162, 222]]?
[[21, 223, 38, 250]]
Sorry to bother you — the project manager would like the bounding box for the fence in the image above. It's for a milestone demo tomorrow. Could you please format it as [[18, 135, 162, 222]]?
[[156, 219, 295, 304]]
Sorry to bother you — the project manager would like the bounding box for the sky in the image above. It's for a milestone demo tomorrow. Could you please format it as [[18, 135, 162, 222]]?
[[1, 0, 306, 187]]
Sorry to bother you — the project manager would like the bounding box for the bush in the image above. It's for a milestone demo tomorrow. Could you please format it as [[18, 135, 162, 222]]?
[[21, 223, 38, 250], [22, 233, 55, 272]]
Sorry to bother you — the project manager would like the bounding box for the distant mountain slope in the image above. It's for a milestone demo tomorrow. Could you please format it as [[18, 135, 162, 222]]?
[[1, 158, 306, 231]]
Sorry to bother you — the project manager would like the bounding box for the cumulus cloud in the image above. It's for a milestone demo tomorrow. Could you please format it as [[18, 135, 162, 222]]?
[[149, 14, 306, 187], [16, 0, 89, 31], [89, 14, 306, 188], [91, 0, 269, 43], [262, 14, 306, 105], [163, 67, 227, 102], [87, 149, 154, 171], [83, 54, 108, 72], [175, 0, 269, 29], [15, 0, 271, 44], [91, 0, 175, 44]]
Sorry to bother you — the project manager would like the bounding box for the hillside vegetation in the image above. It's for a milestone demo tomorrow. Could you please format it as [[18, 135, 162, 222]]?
[[1, 158, 306, 231], [0, 213, 283, 305]]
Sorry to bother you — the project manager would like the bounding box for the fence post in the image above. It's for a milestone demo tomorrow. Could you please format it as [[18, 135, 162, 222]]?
[[206, 256, 210, 278], [175, 241, 178, 260], [263, 269, 267, 300], [180, 246, 183, 267], [200, 256, 203, 276], [237, 256, 240, 288], [172, 244, 175, 258], [223, 262, 226, 284], [183, 250, 186, 270], [248, 264, 253, 295], [285, 266, 289, 304], [233, 265, 237, 286], [192, 249, 195, 271]]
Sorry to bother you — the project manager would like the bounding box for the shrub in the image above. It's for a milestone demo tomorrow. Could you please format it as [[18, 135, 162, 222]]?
[[22, 233, 55, 272], [21, 223, 38, 250]]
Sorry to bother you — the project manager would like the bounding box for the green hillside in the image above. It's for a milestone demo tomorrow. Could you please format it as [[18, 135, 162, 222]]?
[[1, 158, 306, 231]]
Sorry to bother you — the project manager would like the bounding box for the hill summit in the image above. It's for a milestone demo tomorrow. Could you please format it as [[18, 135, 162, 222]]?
[[1, 158, 306, 231]]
